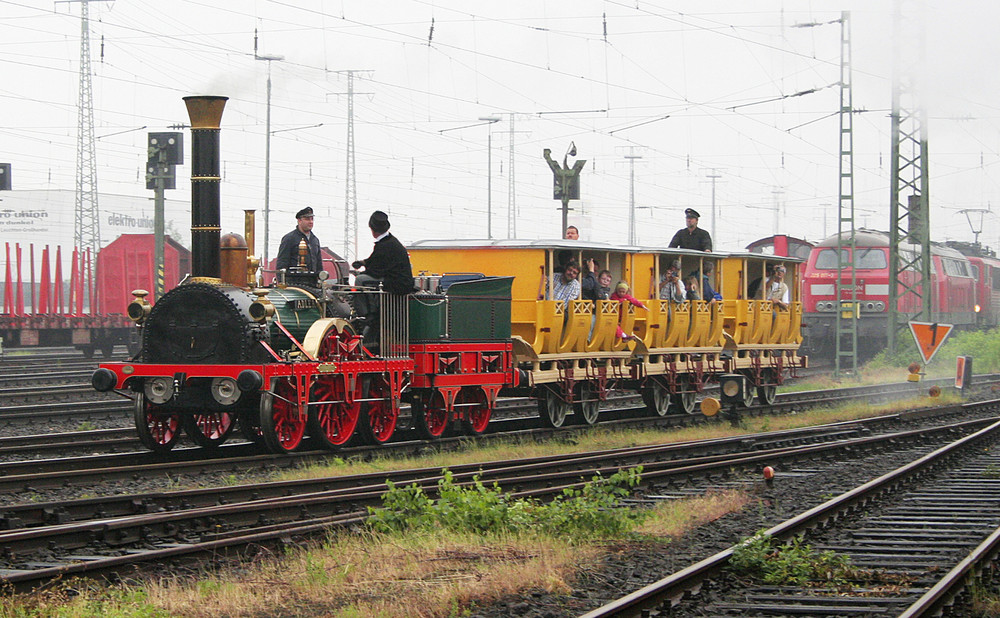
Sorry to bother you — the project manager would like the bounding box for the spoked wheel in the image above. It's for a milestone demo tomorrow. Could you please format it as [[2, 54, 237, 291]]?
[[307, 376, 361, 450], [412, 389, 450, 440], [573, 382, 600, 425], [260, 378, 307, 453], [459, 387, 492, 436], [134, 392, 182, 453], [182, 411, 236, 448], [315, 320, 364, 361], [757, 369, 778, 405], [359, 375, 398, 445], [641, 380, 671, 417], [537, 388, 571, 428], [671, 375, 698, 414]]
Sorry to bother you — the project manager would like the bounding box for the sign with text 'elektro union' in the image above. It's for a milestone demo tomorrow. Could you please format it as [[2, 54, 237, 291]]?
[[908, 321, 954, 364]]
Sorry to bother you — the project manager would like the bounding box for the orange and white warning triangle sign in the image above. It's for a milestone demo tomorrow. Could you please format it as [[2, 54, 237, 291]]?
[[908, 321, 953, 364]]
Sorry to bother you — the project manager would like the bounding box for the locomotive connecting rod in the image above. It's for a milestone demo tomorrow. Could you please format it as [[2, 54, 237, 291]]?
[[183, 95, 228, 281]]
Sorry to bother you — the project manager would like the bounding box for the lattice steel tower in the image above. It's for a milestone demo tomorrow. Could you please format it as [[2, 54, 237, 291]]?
[[834, 11, 858, 377], [887, 0, 932, 352], [74, 0, 101, 272], [343, 71, 358, 263]]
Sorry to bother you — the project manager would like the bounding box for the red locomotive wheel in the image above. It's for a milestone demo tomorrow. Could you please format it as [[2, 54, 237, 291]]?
[[359, 376, 398, 445], [260, 379, 307, 453], [308, 377, 361, 449], [459, 388, 492, 436], [317, 322, 364, 361], [133, 392, 182, 453], [413, 390, 449, 439], [182, 411, 236, 448]]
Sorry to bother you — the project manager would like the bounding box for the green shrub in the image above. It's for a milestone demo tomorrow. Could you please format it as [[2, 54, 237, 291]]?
[[367, 467, 643, 540], [730, 530, 853, 586]]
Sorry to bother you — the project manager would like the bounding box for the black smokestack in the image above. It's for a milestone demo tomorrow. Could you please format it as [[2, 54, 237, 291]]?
[[183, 96, 228, 280]]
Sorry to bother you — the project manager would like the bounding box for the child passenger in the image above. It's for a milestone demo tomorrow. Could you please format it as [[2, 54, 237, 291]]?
[[610, 281, 646, 342]]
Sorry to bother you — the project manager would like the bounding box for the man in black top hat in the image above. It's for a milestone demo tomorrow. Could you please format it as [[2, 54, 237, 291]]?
[[352, 210, 414, 295], [350, 212, 414, 345], [668, 207, 713, 252], [276, 207, 323, 271]]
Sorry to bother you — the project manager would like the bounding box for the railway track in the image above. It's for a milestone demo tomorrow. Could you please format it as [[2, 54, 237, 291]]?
[[2, 406, 996, 590], [581, 410, 1000, 617]]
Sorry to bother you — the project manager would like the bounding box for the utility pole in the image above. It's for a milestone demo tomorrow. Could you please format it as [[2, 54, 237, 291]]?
[[59, 0, 106, 309], [478, 116, 501, 238], [624, 148, 642, 245], [330, 71, 372, 262], [703, 169, 723, 241], [770, 188, 784, 236], [507, 113, 516, 239], [254, 31, 283, 271], [887, 0, 932, 352], [834, 10, 858, 378]]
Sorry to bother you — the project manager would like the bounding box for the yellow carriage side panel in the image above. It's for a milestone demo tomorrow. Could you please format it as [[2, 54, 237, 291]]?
[[560, 300, 593, 353], [610, 302, 638, 351], [587, 300, 618, 352], [686, 300, 710, 346], [788, 301, 803, 344], [663, 301, 690, 347], [749, 300, 772, 344], [642, 300, 669, 349], [769, 307, 790, 344], [706, 301, 725, 346]]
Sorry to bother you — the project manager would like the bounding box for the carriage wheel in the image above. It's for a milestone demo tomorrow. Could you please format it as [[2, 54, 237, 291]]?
[[757, 369, 778, 405], [671, 375, 697, 414], [537, 388, 571, 428], [412, 390, 450, 440], [308, 376, 361, 449], [573, 382, 600, 425], [459, 388, 492, 436], [359, 375, 398, 445], [134, 392, 181, 453], [260, 378, 307, 453], [641, 380, 671, 417], [182, 411, 236, 448]]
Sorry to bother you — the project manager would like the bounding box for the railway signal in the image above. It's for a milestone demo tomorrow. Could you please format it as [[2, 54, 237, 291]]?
[[908, 321, 953, 364]]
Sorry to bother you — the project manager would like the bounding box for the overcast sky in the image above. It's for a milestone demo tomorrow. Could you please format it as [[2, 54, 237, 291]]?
[[2, 0, 1000, 262]]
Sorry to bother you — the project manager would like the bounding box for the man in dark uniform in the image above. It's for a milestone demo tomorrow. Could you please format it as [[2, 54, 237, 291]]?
[[276, 207, 322, 271], [668, 208, 713, 252], [351, 211, 414, 342], [352, 210, 413, 295]]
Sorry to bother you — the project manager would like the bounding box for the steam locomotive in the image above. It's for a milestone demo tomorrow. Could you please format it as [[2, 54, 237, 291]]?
[[92, 95, 807, 455]]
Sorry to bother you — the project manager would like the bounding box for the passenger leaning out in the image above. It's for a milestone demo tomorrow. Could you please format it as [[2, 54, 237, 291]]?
[[610, 281, 646, 342], [539, 259, 581, 310], [766, 265, 789, 310]]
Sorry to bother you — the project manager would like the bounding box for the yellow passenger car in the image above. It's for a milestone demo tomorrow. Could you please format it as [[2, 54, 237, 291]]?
[[408, 239, 805, 426]]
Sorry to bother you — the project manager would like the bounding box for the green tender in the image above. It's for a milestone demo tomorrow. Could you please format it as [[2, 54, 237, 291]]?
[[408, 276, 513, 341]]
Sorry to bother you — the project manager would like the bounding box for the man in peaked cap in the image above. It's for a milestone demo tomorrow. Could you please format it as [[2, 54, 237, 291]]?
[[276, 206, 322, 271], [668, 207, 713, 252]]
